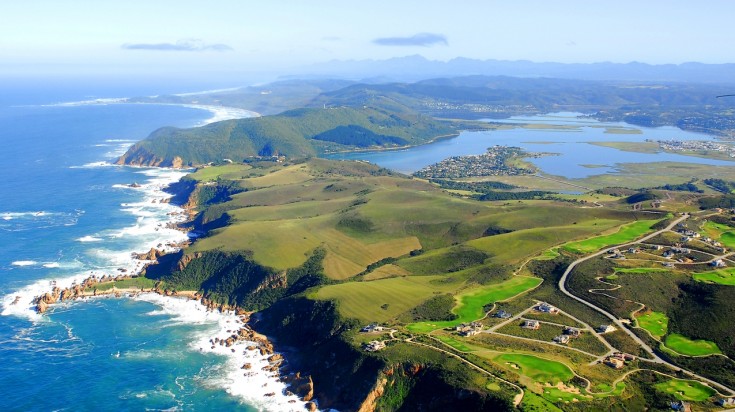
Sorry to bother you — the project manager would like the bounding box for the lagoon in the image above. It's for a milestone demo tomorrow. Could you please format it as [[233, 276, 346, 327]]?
[[327, 112, 734, 178]]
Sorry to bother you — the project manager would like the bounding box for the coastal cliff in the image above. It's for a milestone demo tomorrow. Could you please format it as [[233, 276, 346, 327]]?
[[115, 141, 186, 168], [255, 297, 514, 411]]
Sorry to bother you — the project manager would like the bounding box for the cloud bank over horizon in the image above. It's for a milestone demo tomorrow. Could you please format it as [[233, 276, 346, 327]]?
[[373, 33, 448, 47], [122, 39, 233, 52]]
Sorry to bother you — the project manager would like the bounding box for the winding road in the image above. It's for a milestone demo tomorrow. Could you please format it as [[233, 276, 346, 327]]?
[[558, 213, 735, 395]]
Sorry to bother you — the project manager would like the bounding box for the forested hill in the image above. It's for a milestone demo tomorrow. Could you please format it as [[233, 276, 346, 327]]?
[[116, 102, 455, 167], [117, 75, 735, 167], [311, 76, 730, 118]]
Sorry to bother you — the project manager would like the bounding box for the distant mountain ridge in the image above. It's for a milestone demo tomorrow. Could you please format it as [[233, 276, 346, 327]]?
[[300, 55, 735, 84]]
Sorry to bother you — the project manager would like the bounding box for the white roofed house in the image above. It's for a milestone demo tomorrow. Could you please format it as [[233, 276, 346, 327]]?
[[536, 302, 559, 314]]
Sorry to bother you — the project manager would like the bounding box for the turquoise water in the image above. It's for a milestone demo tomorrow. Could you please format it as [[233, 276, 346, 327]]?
[[327, 112, 734, 177], [0, 87, 301, 411]]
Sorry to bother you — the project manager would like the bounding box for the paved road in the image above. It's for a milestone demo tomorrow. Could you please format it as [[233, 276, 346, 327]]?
[[558, 214, 735, 395]]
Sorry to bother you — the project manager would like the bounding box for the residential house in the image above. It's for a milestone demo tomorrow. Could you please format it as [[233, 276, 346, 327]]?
[[669, 400, 692, 412], [522, 320, 540, 330], [562, 326, 581, 338], [716, 397, 735, 407], [553, 335, 570, 344], [711, 259, 726, 268], [456, 321, 483, 336], [361, 323, 385, 333], [536, 302, 559, 314], [494, 310, 512, 319], [364, 340, 386, 352], [597, 324, 616, 334], [604, 357, 624, 369]]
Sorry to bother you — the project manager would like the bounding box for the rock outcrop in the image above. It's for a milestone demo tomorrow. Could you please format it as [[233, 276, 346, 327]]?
[[284, 373, 314, 402], [133, 248, 164, 261]]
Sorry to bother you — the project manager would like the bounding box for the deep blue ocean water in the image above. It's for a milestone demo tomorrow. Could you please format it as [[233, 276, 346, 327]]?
[[0, 83, 302, 411]]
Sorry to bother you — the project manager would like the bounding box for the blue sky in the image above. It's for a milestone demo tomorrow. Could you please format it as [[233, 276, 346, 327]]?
[[2, 0, 734, 78]]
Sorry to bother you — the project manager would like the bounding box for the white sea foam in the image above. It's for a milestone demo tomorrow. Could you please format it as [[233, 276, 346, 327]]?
[[42, 263, 60, 268], [70, 161, 114, 169], [105, 139, 137, 143], [12, 260, 38, 266], [42, 97, 130, 107], [177, 104, 259, 125], [134, 293, 308, 411], [1, 168, 187, 320], [77, 236, 103, 243], [172, 87, 243, 97]]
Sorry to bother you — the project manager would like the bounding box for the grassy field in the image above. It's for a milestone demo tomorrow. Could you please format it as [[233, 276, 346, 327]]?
[[407, 276, 542, 333], [563, 219, 658, 254], [534, 248, 560, 261], [494, 353, 574, 384], [521, 392, 564, 412], [614, 267, 670, 275], [189, 164, 253, 182], [315, 275, 462, 323], [91, 277, 157, 291], [635, 311, 668, 338], [434, 335, 474, 352], [654, 378, 716, 401], [702, 221, 735, 249], [692, 268, 735, 286], [665, 333, 722, 356], [468, 221, 629, 264]]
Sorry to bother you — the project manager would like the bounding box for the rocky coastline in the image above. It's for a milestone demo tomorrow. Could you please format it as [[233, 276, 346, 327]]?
[[23, 176, 318, 410]]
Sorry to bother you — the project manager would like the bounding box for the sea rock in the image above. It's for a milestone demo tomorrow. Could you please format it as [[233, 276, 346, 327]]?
[[171, 156, 184, 169], [289, 375, 314, 402], [306, 401, 318, 412], [268, 354, 283, 363], [242, 363, 252, 370], [262, 364, 279, 373], [36, 300, 48, 314], [133, 248, 163, 261], [60, 288, 74, 301]]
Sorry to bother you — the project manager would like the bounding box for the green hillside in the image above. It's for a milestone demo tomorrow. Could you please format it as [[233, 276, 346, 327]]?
[[116, 104, 455, 167]]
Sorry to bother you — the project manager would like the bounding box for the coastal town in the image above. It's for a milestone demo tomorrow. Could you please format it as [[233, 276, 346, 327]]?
[[651, 139, 735, 157], [413, 145, 539, 179]]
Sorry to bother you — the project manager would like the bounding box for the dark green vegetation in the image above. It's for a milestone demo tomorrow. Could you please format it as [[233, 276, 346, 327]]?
[[143, 159, 682, 409], [117, 104, 455, 167], [408, 294, 459, 322], [122, 72, 735, 408], [146, 248, 328, 310], [121, 75, 735, 169]]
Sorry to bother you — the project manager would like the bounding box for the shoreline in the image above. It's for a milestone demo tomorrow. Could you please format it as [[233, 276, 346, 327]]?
[[8, 164, 313, 411]]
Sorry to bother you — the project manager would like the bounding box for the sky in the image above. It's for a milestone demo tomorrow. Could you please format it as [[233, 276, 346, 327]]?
[[2, 0, 734, 80]]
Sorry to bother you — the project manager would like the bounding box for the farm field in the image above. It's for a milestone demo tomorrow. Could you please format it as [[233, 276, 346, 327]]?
[[563, 219, 659, 254], [314, 275, 461, 323]]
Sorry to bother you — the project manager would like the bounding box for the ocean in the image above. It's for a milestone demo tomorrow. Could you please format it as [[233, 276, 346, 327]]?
[[0, 82, 304, 411]]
